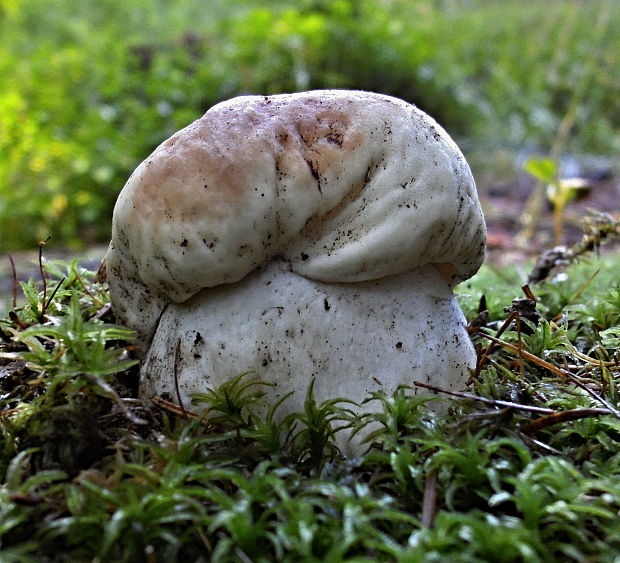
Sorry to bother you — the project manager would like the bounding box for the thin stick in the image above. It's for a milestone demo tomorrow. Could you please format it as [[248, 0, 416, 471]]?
[[570, 269, 600, 308], [413, 381, 556, 414], [8, 254, 18, 308], [174, 338, 188, 417], [421, 469, 438, 528], [81, 373, 147, 425], [150, 396, 198, 419], [529, 437, 563, 456], [414, 381, 612, 436], [521, 408, 611, 435], [562, 374, 620, 420], [75, 269, 106, 307], [38, 238, 50, 316], [522, 285, 536, 301], [94, 303, 113, 320], [475, 285, 539, 380], [234, 547, 253, 563], [43, 277, 65, 312], [472, 310, 518, 380], [479, 332, 620, 420], [480, 332, 568, 377], [195, 526, 213, 554], [516, 313, 525, 380]]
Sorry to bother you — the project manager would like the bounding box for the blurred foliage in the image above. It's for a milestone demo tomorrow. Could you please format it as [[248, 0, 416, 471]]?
[[1, 0, 619, 250]]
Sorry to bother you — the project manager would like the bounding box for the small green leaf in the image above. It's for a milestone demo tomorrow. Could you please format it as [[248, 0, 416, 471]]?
[[524, 157, 557, 183]]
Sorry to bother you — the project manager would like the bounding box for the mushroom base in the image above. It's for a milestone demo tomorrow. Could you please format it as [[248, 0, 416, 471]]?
[[139, 260, 475, 455]]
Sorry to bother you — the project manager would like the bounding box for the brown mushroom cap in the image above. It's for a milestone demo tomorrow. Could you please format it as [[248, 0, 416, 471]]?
[[106, 90, 486, 341]]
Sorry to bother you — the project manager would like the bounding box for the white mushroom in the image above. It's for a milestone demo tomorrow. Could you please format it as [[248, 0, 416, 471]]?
[[105, 90, 486, 453]]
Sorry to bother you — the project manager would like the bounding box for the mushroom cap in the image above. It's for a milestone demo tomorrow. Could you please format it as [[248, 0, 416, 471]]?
[[106, 90, 486, 339]]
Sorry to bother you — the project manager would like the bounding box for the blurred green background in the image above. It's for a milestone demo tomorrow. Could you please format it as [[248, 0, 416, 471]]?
[[1, 0, 618, 251]]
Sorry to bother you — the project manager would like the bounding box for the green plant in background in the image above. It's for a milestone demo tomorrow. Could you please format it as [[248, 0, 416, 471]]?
[[1, 0, 619, 250], [524, 156, 591, 245]]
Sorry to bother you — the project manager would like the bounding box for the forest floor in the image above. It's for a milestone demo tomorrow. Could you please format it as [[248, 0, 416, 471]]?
[[481, 170, 620, 266]]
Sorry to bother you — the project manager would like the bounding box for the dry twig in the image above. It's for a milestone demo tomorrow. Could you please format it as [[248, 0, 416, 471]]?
[[421, 469, 438, 528], [478, 332, 620, 421], [413, 381, 555, 414], [173, 338, 188, 418], [150, 396, 199, 420], [520, 408, 611, 434], [8, 253, 18, 309]]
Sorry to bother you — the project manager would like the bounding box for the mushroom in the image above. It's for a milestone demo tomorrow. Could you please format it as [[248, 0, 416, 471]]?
[[105, 90, 486, 453]]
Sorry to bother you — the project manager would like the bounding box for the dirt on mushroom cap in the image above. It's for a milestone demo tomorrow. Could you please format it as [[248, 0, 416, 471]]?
[[106, 90, 486, 341]]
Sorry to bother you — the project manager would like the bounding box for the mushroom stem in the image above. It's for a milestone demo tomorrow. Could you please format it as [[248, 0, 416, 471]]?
[[139, 261, 475, 455]]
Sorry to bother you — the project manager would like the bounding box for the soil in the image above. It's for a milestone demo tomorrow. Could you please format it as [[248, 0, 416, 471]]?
[[482, 173, 620, 265]]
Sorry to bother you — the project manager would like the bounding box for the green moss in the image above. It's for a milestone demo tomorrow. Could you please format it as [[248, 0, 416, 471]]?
[[1, 238, 620, 559]]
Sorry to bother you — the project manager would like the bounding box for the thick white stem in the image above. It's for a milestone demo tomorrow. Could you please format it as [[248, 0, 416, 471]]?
[[140, 259, 475, 455]]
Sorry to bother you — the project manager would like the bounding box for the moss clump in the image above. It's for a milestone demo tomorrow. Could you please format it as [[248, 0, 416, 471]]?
[[1, 237, 620, 561]]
